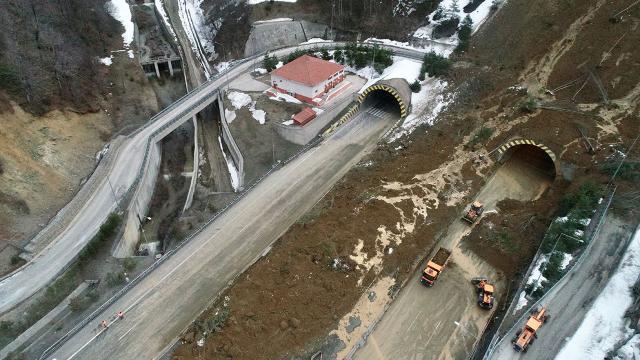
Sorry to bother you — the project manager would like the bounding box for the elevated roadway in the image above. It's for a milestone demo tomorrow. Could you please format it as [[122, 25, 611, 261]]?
[[0, 41, 435, 316]]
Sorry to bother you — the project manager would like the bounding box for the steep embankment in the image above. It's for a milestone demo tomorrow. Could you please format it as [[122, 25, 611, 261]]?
[[0, 0, 159, 272]]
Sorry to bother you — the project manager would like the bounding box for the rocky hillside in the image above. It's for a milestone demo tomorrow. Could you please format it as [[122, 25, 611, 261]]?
[[0, 0, 122, 115]]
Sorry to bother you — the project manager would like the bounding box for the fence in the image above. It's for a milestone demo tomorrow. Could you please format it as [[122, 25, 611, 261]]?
[[480, 185, 617, 359]]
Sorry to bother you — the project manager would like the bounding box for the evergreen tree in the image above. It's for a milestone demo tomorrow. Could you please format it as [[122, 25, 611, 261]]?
[[455, 15, 473, 53]]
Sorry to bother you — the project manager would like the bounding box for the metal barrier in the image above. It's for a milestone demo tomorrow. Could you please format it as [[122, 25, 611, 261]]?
[[481, 185, 617, 359]]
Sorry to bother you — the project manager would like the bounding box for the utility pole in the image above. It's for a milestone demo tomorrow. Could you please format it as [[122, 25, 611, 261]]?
[[215, 41, 230, 91]]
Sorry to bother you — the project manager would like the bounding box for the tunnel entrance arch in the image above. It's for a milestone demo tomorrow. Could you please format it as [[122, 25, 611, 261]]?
[[497, 139, 558, 178], [357, 79, 412, 118]]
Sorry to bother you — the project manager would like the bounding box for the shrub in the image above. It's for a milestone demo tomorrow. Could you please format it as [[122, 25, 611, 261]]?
[[0, 63, 22, 95], [421, 51, 451, 78], [467, 126, 493, 147], [333, 49, 344, 64], [262, 53, 279, 72], [321, 49, 331, 61], [106, 272, 126, 287], [123, 258, 137, 272], [455, 15, 473, 53], [10, 254, 23, 266], [410, 80, 422, 93], [520, 97, 538, 113], [77, 213, 121, 265]]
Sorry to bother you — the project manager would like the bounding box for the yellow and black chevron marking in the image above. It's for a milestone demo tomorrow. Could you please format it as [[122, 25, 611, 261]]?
[[322, 104, 361, 138], [357, 84, 407, 118], [497, 139, 557, 162]]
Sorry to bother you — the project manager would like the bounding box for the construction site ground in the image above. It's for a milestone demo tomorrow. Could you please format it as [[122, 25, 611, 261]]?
[[172, 0, 640, 359]]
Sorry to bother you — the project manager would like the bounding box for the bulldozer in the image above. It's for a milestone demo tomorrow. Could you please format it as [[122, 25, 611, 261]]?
[[512, 307, 550, 352], [462, 201, 484, 224], [471, 277, 495, 309]]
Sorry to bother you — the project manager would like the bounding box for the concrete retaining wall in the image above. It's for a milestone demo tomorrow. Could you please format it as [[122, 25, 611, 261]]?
[[217, 92, 245, 189], [275, 95, 355, 145], [115, 142, 162, 258], [182, 116, 199, 212], [244, 20, 332, 57]]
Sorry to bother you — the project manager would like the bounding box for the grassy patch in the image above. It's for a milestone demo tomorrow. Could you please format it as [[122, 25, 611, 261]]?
[[466, 126, 493, 148], [0, 213, 121, 348]]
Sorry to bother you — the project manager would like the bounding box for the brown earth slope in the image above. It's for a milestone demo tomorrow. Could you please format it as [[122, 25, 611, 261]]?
[[173, 0, 640, 359]]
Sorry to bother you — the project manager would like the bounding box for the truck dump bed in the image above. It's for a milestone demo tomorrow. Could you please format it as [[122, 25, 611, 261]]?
[[431, 247, 451, 266]]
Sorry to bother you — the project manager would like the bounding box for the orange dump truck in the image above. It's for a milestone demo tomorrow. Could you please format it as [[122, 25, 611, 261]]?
[[512, 307, 549, 352], [420, 247, 451, 287]]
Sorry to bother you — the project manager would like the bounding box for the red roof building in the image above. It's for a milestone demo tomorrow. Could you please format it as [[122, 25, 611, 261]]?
[[271, 55, 345, 105], [292, 107, 317, 126]]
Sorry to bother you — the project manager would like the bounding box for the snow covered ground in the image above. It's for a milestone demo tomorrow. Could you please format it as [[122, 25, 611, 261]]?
[[154, 0, 178, 42], [177, 0, 218, 78], [556, 225, 640, 360], [105, 0, 135, 58], [413, 0, 496, 44]]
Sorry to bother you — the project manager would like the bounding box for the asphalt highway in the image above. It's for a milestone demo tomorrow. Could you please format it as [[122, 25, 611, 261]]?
[[46, 104, 398, 359]]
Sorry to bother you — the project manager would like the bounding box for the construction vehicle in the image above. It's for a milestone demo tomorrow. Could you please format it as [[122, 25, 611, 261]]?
[[512, 307, 550, 352], [462, 201, 484, 224], [420, 247, 451, 287], [471, 277, 495, 309]]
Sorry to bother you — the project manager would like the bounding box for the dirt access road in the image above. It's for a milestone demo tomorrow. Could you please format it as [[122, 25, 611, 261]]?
[[355, 151, 553, 360], [488, 214, 634, 360], [45, 104, 399, 360]]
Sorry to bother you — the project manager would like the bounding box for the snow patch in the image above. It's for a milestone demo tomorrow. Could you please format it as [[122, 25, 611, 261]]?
[[106, 0, 134, 48], [224, 109, 237, 123], [253, 17, 294, 23], [254, 67, 268, 75], [248, 0, 296, 5], [526, 255, 549, 291], [228, 91, 253, 110], [281, 120, 294, 126], [251, 109, 266, 124], [267, 91, 302, 104], [301, 38, 331, 45], [218, 136, 240, 191], [556, 226, 640, 359], [514, 291, 528, 313], [227, 91, 266, 124], [98, 56, 113, 66], [560, 253, 573, 270]]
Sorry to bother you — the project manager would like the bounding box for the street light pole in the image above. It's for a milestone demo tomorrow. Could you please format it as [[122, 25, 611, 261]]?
[[106, 177, 120, 211]]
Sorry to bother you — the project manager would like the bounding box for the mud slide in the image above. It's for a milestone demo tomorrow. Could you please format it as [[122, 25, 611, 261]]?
[[353, 145, 555, 360]]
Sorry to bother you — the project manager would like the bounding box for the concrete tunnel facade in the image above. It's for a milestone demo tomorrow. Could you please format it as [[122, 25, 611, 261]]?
[[496, 139, 559, 178], [357, 78, 412, 118]]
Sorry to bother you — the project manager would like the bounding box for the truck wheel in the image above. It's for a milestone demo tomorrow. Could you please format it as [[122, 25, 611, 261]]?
[[516, 329, 522, 336], [544, 315, 550, 323]]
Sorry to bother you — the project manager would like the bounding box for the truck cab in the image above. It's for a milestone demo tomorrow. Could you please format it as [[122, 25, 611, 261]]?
[[420, 262, 443, 286]]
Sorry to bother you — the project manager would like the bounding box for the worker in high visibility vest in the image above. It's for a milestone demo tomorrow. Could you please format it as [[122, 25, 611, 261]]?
[[101, 320, 109, 329], [117, 311, 124, 320]]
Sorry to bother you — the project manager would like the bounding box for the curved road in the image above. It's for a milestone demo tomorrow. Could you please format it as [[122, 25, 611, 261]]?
[[0, 41, 434, 315], [46, 103, 399, 359]]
